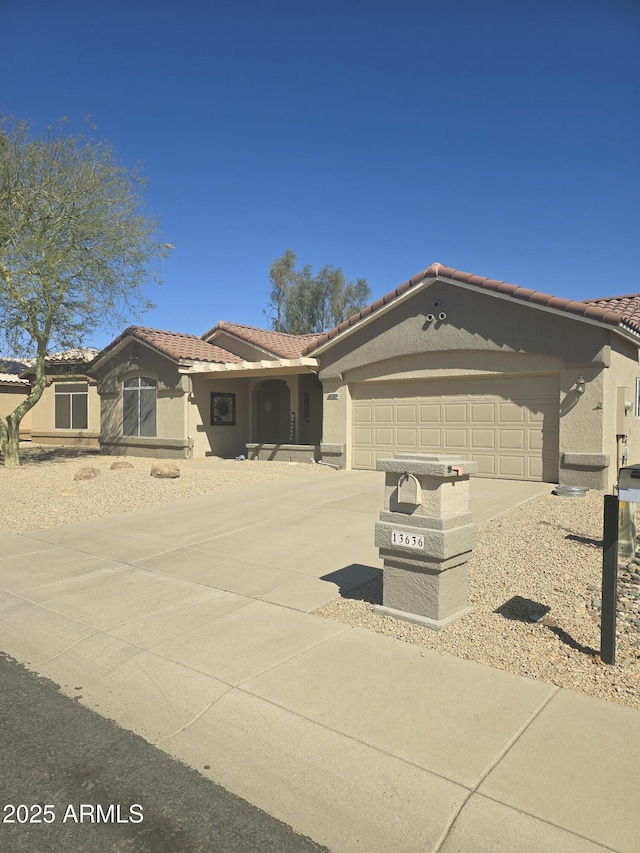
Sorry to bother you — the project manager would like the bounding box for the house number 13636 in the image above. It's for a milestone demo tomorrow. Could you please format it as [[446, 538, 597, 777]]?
[[391, 531, 425, 549]]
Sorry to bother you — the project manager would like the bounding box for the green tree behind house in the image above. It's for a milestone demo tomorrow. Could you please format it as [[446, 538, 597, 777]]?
[[266, 249, 371, 335]]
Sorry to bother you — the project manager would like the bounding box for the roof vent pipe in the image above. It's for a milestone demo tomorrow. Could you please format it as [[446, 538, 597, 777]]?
[[438, 312, 447, 321], [426, 314, 435, 322]]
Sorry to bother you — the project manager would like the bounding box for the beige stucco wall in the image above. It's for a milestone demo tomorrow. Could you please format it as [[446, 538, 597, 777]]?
[[29, 377, 100, 447], [319, 282, 608, 377], [557, 366, 608, 488], [190, 375, 250, 458], [604, 335, 640, 486], [317, 281, 615, 485], [95, 342, 191, 458], [0, 386, 31, 438]]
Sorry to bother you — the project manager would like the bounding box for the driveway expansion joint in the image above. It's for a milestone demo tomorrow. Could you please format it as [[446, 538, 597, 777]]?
[[444, 792, 623, 853], [36, 630, 102, 666], [235, 679, 473, 792], [154, 687, 235, 747], [468, 683, 560, 790]]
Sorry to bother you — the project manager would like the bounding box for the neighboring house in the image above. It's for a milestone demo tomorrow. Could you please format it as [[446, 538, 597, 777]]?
[[0, 360, 31, 439], [91, 263, 640, 490], [20, 349, 101, 447]]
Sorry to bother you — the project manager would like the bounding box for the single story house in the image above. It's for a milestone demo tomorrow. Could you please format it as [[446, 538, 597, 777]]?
[[90, 263, 640, 490], [0, 349, 100, 447]]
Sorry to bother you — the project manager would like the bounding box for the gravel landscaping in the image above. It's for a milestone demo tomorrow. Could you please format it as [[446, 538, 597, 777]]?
[[1, 445, 638, 710], [316, 488, 640, 711], [0, 444, 332, 533]]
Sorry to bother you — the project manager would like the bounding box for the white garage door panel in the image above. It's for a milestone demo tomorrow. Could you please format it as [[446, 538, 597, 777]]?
[[351, 376, 559, 481], [353, 448, 375, 469], [473, 454, 497, 476], [471, 429, 495, 449]]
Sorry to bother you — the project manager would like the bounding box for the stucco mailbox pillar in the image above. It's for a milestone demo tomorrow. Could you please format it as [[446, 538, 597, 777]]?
[[374, 453, 477, 630]]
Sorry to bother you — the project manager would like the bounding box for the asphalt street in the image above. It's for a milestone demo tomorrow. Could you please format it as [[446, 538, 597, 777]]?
[[0, 653, 328, 853]]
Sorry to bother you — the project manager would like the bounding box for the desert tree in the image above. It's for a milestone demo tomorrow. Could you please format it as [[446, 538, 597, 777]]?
[[0, 115, 168, 466], [265, 247, 297, 332], [265, 249, 371, 335]]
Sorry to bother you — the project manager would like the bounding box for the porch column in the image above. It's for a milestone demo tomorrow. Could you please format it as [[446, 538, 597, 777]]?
[[286, 376, 299, 443]]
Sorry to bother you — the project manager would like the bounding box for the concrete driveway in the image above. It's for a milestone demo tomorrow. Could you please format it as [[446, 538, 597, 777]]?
[[2, 470, 549, 615], [0, 471, 636, 852]]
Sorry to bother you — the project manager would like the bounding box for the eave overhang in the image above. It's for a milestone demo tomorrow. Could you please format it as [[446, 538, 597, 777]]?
[[180, 356, 319, 376]]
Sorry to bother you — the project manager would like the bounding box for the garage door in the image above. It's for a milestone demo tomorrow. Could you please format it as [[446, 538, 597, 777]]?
[[352, 375, 559, 481]]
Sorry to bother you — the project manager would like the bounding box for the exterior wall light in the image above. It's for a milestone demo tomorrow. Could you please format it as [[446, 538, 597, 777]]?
[[576, 376, 586, 395]]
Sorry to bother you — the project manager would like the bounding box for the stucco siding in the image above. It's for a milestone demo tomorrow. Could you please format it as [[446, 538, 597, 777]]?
[[96, 341, 190, 457], [606, 335, 640, 485], [0, 387, 31, 438], [321, 379, 350, 467], [190, 376, 250, 458], [557, 367, 607, 488], [318, 282, 609, 380]]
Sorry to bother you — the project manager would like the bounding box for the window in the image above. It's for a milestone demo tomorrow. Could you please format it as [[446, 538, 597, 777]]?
[[637, 378, 640, 418], [123, 377, 157, 437], [55, 383, 88, 430]]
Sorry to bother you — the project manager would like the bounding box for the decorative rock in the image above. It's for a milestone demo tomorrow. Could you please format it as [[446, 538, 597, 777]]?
[[150, 461, 180, 479], [73, 466, 101, 481], [110, 461, 134, 470]]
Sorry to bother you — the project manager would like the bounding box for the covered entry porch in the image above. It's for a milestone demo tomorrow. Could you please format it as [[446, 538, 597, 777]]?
[[186, 360, 323, 461], [246, 372, 323, 462]]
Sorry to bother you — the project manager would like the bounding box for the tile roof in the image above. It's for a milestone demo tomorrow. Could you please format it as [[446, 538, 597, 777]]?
[[0, 357, 30, 374], [301, 262, 639, 354], [583, 294, 640, 332], [0, 373, 29, 385], [98, 326, 243, 365], [203, 321, 324, 359], [13, 349, 100, 376], [45, 348, 100, 363]]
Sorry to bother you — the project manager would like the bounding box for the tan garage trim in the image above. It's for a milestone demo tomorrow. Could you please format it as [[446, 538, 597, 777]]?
[[352, 375, 559, 481]]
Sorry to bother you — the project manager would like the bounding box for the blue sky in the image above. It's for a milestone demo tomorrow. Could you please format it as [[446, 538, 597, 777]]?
[[3, 0, 639, 350]]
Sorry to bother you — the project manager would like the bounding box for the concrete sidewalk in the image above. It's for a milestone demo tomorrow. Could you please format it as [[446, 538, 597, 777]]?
[[0, 470, 637, 851]]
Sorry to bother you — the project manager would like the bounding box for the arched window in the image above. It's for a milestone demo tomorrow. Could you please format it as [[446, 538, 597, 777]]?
[[123, 377, 157, 437]]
